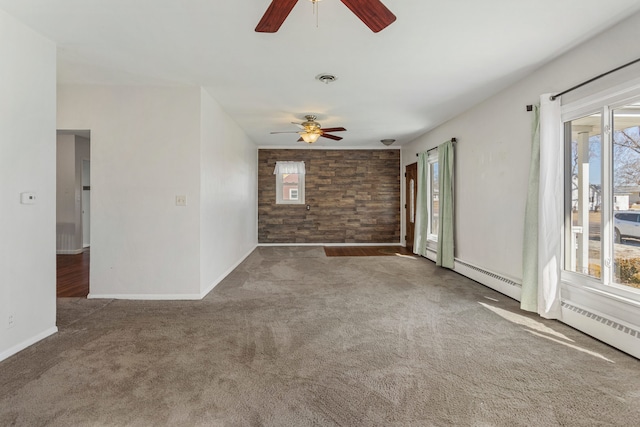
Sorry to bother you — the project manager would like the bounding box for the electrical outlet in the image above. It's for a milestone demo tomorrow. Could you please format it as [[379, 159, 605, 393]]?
[[8, 314, 15, 329], [176, 195, 187, 207]]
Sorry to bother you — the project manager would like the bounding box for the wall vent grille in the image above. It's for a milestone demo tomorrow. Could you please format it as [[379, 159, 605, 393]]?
[[562, 301, 640, 339], [455, 259, 520, 288]]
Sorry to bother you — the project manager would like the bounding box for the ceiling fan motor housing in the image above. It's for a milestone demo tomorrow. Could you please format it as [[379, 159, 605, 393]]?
[[270, 114, 346, 143], [302, 115, 321, 132]]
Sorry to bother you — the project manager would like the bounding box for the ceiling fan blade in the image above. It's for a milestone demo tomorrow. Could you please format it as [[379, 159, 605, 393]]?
[[320, 127, 346, 133], [255, 0, 299, 33], [321, 133, 343, 141], [291, 122, 305, 129], [297, 137, 304, 142], [270, 131, 302, 134], [340, 0, 396, 33]]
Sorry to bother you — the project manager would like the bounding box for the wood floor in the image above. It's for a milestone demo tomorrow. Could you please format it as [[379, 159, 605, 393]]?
[[323, 246, 415, 257], [57, 249, 89, 298]]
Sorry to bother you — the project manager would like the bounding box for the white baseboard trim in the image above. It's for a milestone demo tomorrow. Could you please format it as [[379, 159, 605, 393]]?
[[424, 248, 437, 262], [200, 244, 258, 298], [0, 326, 58, 363], [258, 242, 403, 247], [56, 249, 83, 255], [87, 293, 202, 300], [453, 258, 522, 301], [87, 244, 259, 301]]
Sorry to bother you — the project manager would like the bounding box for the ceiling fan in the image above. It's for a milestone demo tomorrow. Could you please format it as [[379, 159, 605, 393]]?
[[255, 0, 396, 33], [270, 115, 347, 143]]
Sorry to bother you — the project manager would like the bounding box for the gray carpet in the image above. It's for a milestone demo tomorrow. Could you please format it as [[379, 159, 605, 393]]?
[[1, 246, 639, 426]]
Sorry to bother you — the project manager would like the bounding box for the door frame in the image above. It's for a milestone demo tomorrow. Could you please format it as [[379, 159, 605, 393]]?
[[82, 159, 90, 248], [405, 162, 418, 252]]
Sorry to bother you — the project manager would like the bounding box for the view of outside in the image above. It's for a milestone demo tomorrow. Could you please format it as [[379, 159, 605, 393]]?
[[568, 113, 602, 280], [282, 173, 299, 201], [612, 104, 640, 288], [430, 162, 439, 238], [567, 102, 640, 290]]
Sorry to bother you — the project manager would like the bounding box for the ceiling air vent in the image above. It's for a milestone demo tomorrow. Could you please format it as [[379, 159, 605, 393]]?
[[316, 74, 337, 84]]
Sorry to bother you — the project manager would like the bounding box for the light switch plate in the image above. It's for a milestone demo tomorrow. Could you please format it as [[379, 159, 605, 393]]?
[[176, 195, 187, 206]]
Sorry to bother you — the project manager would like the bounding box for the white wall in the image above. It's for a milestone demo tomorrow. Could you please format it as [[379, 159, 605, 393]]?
[[57, 86, 258, 299], [57, 86, 203, 298], [0, 9, 57, 361], [403, 10, 640, 280], [402, 11, 640, 357], [199, 88, 257, 295]]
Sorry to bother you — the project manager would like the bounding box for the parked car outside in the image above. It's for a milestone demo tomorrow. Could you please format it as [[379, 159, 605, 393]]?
[[614, 211, 640, 242]]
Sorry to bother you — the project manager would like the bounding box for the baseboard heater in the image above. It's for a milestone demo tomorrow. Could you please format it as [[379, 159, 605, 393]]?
[[452, 258, 522, 301], [452, 258, 640, 358], [453, 259, 640, 342], [561, 301, 640, 359], [562, 302, 639, 338]]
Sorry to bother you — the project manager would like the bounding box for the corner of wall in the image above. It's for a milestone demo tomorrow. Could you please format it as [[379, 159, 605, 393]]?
[[0, 8, 57, 362]]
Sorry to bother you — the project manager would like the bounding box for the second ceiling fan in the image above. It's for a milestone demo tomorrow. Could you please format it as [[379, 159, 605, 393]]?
[[255, 0, 396, 33]]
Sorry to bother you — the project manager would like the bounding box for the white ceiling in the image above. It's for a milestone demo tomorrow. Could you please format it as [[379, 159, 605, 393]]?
[[3, 0, 640, 148]]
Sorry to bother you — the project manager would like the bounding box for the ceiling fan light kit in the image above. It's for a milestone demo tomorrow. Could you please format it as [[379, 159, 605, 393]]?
[[301, 131, 321, 143], [255, 0, 396, 33], [270, 114, 347, 144]]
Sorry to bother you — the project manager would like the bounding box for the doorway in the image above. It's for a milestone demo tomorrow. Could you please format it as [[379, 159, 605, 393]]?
[[56, 130, 91, 298], [405, 162, 417, 252]]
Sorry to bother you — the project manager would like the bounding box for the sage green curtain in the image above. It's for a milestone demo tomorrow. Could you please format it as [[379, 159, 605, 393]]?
[[413, 152, 429, 257], [436, 140, 454, 268], [521, 105, 540, 312]]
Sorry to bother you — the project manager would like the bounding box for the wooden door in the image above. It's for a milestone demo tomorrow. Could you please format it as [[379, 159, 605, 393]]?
[[405, 162, 417, 252]]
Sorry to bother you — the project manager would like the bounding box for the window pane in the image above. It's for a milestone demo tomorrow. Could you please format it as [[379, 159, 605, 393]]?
[[566, 114, 602, 279], [430, 162, 439, 237], [282, 173, 299, 201], [612, 102, 640, 289], [410, 179, 415, 224], [276, 168, 304, 205]]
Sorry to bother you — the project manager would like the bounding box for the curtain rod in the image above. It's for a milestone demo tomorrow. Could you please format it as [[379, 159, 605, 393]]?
[[549, 57, 640, 101], [416, 138, 456, 157]]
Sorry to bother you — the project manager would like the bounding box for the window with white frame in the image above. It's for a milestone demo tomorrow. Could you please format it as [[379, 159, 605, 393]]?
[[274, 161, 305, 205], [563, 91, 640, 296]]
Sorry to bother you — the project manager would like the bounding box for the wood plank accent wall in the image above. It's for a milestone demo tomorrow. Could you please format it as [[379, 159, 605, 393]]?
[[258, 149, 400, 243]]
